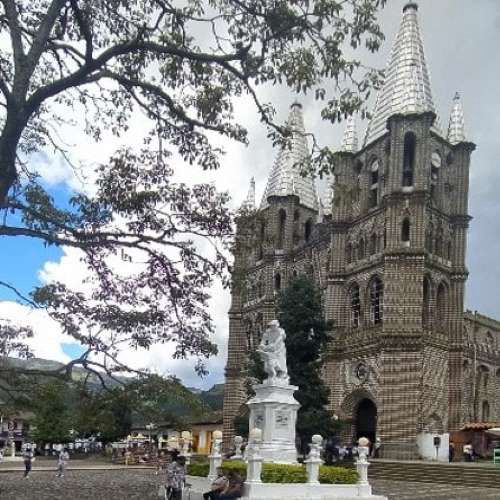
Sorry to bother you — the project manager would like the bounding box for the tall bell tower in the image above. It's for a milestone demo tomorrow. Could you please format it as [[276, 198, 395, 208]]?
[[323, 2, 475, 458]]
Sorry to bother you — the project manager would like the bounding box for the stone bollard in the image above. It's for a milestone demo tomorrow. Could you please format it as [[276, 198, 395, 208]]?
[[181, 431, 192, 465], [232, 435, 244, 460], [305, 434, 323, 484], [208, 430, 223, 481], [246, 428, 263, 484], [356, 437, 372, 496]]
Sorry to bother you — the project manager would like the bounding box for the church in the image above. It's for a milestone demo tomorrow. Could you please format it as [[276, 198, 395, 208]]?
[[222, 2, 500, 459]]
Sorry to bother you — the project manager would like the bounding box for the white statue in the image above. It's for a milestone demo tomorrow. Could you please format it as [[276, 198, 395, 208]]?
[[257, 320, 289, 385]]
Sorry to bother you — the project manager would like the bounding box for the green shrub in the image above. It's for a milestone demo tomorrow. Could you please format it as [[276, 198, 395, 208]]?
[[319, 465, 358, 484], [187, 460, 357, 485], [262, 463, 307, 483], [187, 462, 209, 477]]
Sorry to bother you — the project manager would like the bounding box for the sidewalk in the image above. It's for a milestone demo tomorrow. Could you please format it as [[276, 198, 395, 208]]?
[[0, 458, 153, 472]]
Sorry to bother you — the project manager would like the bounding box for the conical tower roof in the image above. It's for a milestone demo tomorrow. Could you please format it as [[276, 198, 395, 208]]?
[[341, 115, 359, 153], [241, 177, 256, 210], [448, 92, 467, 145], [260, 103, 318, 211], [364, 2, 442, 146]]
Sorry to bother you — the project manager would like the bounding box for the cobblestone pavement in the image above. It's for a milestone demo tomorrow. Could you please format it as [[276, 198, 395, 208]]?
[[1, 471, 500, 500], [371, 479, 500, 499], [0, 469, 164, 499]]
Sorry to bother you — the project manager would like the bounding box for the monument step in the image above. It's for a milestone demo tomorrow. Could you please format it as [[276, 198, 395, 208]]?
[[369, 461, 500, 488]]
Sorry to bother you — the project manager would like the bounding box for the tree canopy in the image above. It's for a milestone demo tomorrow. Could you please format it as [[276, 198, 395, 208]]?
[[0, 0, 386, 388], [244, 276, 340, 450], [21, 374, 204, 444], [278, 276, 340, 451]]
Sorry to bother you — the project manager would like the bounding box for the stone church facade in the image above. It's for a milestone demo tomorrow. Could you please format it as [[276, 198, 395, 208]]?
[[222, 3, 500, 459]]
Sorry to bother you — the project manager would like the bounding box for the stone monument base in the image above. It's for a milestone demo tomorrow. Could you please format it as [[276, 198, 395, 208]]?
[[243, 482, 387, 500], [247, 382, 300, 464]]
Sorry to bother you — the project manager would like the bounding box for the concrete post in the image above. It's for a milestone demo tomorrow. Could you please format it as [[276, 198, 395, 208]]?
[[208, 431, 223, 481], [181, 431, 192, 465], [246, 428, 263, 484], [304, 434, 323, 484], [356, 437, 372, 496]]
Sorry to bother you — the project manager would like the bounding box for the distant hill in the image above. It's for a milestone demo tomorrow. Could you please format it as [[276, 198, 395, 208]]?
[[2, 357, 125, 388], [2, 357, 225, 414], [196, 383, 224, 411]]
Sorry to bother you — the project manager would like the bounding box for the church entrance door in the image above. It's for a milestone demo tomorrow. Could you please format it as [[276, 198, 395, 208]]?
[[355, 398, 377, 444]]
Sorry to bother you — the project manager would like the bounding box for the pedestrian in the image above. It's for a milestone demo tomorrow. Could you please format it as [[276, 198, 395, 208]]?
[[203, 467, 228, 500], [373, 437, 382, 458], [156, 451, 167, 475], [449, 442, 455, 462], [0, 448, 4, 463], [217, 470, 243, 500], [23, 447, 33, 479], [56, 447, 70, 477], [165, 452, 186, 500], [463, 442, 473, 462]]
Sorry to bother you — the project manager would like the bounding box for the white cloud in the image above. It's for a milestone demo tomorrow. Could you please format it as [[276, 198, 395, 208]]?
[[0, 301, 72, 364]]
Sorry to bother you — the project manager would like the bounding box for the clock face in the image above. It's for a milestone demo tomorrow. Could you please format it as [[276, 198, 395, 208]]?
[[355, 363, 368, 382]]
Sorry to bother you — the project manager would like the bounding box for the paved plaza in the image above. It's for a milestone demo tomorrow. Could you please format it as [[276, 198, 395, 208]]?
[[1, 469, 500, 500]]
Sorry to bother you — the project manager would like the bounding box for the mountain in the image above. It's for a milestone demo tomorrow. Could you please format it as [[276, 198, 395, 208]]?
[[197, 383, 224, 411]]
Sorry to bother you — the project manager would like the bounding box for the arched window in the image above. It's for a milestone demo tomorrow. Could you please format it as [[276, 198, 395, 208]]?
[[422, 277, 431, 327], [358, 238, 365, 260], [346, 243, 353, 265], [277, 209, 286, 249], [436, 282, 448, 328], [245, 320, 253, 351], [446, 241, 452, 261], [482, 401, 490, 423], [369, 277, 384, 324], [435, 231, 443, 257], [258, 220, 266, 260], [486, 332, 495, 351], [401, 218, 410, 243], [402, 133, 416, 187], [430, 151, 441, 201], [425, 223, 434, 253], [369, 159, 379, 208], [370, 233, 378, 255], [274, 273, 281, 291], [305, 218, 312, 243], [350, 283, 361, 328]]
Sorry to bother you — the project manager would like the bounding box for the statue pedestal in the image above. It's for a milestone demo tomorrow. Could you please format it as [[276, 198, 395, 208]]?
[[247, 382, 300, 464]]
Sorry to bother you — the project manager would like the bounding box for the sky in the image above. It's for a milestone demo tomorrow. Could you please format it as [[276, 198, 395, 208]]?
[[0, 0, 499, 390]]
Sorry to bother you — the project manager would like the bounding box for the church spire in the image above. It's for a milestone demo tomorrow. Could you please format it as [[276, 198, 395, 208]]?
[[364, 2, 442, 146], [341, 114, 359, 153], [242, 177, 256, 210], [260, 103, 318, 211], [448, 92, 467, 145]]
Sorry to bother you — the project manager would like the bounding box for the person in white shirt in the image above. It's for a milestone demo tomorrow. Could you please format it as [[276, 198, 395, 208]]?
[[56, 448, 70, 477], [463, 442, 473, 462]]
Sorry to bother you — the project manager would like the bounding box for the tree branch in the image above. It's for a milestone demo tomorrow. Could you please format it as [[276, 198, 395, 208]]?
[[1, 0, 25, 70], [0, 280, 40, 308]]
